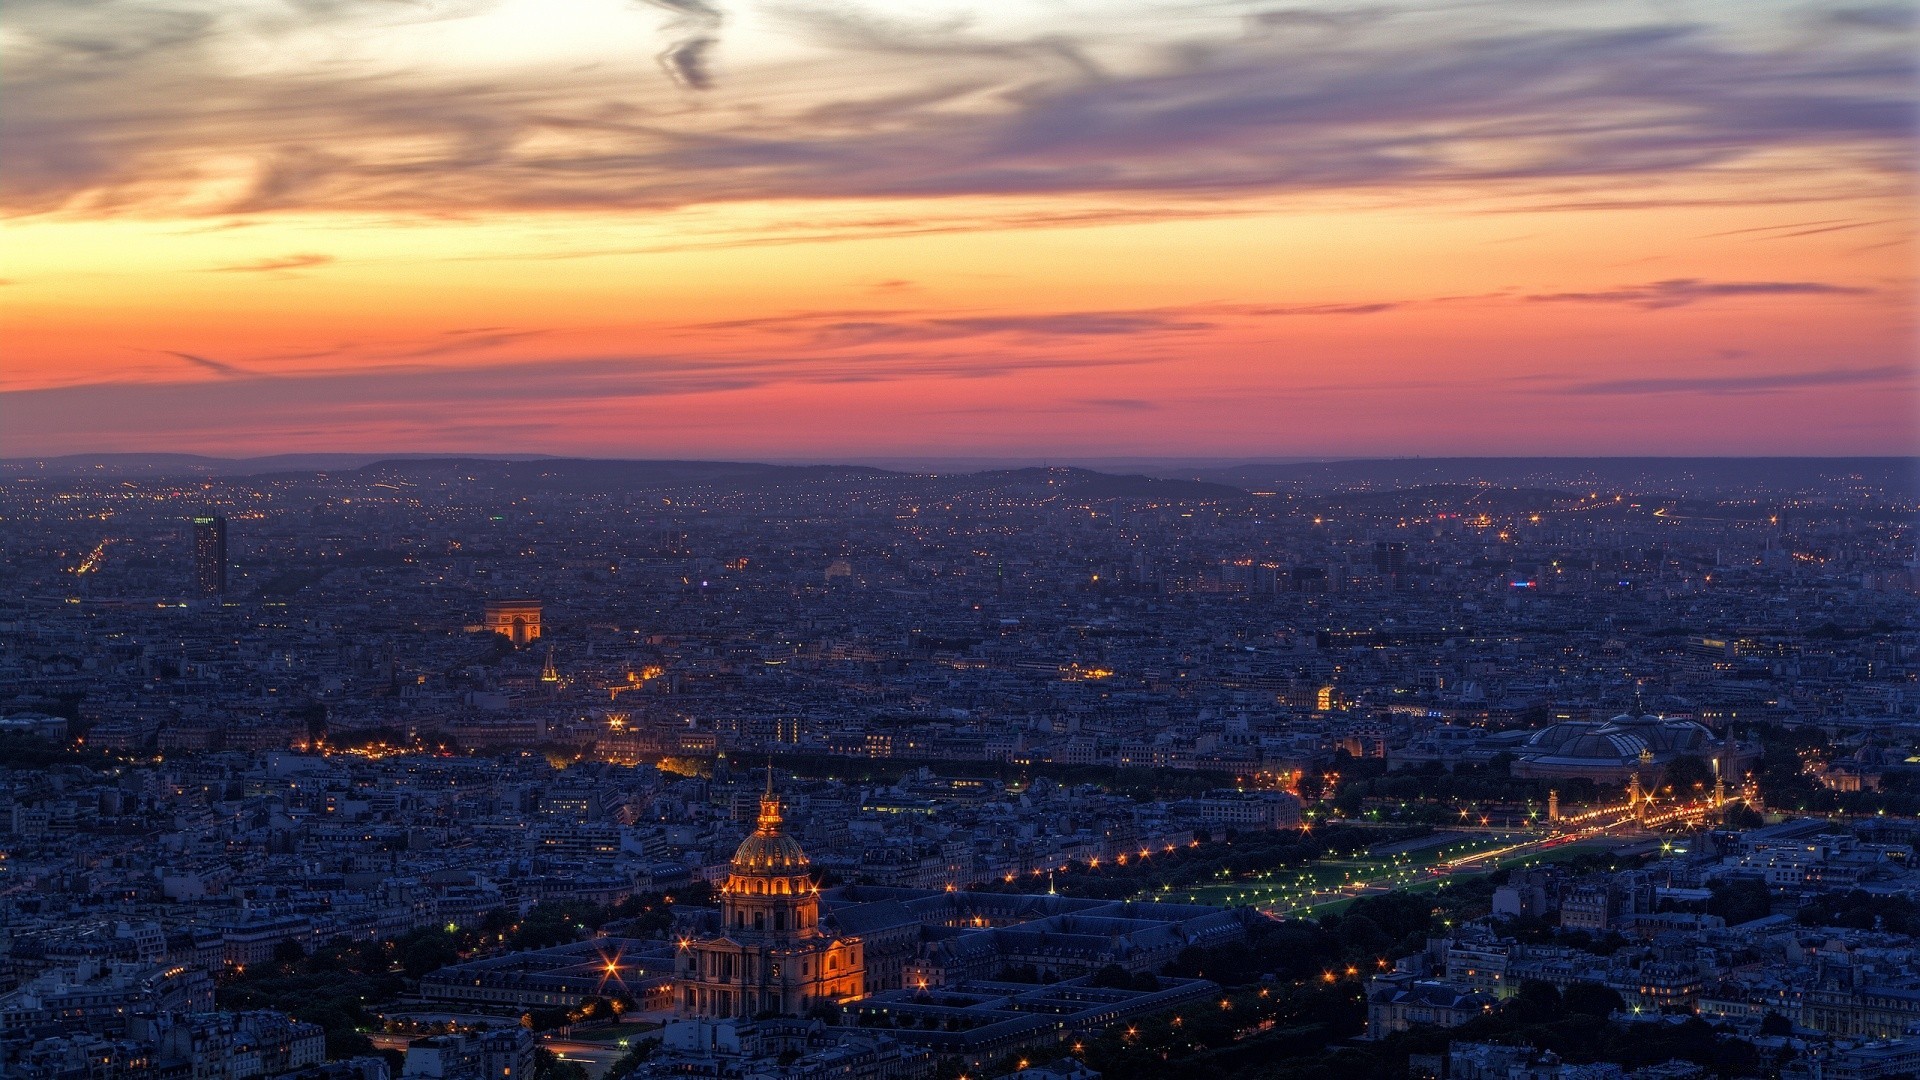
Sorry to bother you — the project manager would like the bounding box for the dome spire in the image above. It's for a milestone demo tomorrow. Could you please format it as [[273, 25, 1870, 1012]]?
[[757, 765, 783, 834], [729, 767, 809, 874]]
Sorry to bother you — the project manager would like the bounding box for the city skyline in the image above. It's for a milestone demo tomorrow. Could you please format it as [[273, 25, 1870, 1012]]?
[[3, 0, 1914, 458], [3, 4, 1919, 1068], [1, 433, 1916, 1080]]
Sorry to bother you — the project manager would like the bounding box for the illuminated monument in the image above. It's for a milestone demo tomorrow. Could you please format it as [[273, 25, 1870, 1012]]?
[[483, 599, 542, 646], [675, 778, 864, 1018]]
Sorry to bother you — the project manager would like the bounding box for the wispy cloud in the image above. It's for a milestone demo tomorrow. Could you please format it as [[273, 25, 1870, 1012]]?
[[1, 0, 1911, 216], [390, 328, 548, 358], [1243, 302, 1401, 316], [1524, 278, 1871, 309], [775, 4, 1100, 78], [809, 310, 1215, 345], [1699, 217, 1897, 241], [0, 345, 1182, 451], [1564, 364, 1907, 395], [16, 346, 1157, 415], [687, 302, 1405, 345], [676, 284, 1834, 348], [206, 252, 335, 274]]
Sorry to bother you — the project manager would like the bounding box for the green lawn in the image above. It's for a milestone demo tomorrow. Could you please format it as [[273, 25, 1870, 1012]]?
[[562, 1021, 662, 1045], [1176, 831, 1543, 913]]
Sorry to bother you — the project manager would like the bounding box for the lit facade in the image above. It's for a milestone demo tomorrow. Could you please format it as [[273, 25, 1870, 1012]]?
[[483, 599, 542, 645], [192, 516, 227, 595], [675, 786, 863, 1019]]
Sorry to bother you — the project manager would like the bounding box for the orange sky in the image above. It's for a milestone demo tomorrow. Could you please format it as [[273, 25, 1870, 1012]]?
[[2, 0, 1914, 457]]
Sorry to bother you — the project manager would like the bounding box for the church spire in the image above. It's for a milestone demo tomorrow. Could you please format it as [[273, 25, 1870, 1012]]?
[[757, 766, 783, 834]]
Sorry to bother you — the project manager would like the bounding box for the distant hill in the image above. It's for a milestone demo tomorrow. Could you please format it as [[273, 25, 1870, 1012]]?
[[0, 452, 553, 477], [3, 453, 1909, 500], [348, 456, 876, 488], [927, 466, 1244, 501], [346, 458, 1247, 501], [1181, 457, 1919, 498]]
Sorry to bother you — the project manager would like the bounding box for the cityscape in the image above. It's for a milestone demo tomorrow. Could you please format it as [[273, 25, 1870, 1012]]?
[[0, 454, 1915, 1080], [2, 0, 1915, 1078]]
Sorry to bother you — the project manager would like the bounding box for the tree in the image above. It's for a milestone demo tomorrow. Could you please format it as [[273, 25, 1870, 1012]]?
[[1707, 878, 1773, 926], [1089, 964, 1135, 990], [1661, 755, 1716, 797], [1760, 1010, 1793, 1036], [293, 702, 328, 746], [603, 1039, 658, 1080], [325, 1028, 375, 1060], [1562, 983, 1625, 1017], [271, 939, 307, 971], [1507, 979, 1563, 1023], [401, 933, 460, 978], [1334, 913, 1390, 958], [1252, 922, 1337, 980], [1344, 892, 1437, 944], [533, 1049, 589, 1080]]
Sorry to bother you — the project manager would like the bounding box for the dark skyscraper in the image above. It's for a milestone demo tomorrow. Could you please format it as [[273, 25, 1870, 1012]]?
[[192, 515, 227, 595]]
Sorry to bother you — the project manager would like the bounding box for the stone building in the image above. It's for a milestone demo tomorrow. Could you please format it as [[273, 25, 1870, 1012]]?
[[675, 782, 864, 1018]]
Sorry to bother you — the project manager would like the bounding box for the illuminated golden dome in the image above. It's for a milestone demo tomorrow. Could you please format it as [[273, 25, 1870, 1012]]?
[[730, 791, 810, 874]]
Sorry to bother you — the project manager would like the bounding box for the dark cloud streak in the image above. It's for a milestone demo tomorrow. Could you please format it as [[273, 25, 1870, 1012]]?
[[1525, 278, 1871, 309], [163, 351, 248, 377], [642, 0, 724, 89], [13, 348, 1154, 419], [1564, 364, 1906, 395]]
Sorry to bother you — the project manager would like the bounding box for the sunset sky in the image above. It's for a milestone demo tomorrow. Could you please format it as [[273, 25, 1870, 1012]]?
[[2, 0, 1914, 459]]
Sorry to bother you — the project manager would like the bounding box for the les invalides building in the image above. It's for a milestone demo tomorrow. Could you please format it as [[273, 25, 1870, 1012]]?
[[674, 781, 864, 1018]]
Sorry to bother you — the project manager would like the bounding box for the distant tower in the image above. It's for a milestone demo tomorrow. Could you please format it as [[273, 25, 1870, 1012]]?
[[540, 645, 560, 685], [484, 599, 542, 646], [192, 516, 227, 595], [1548, 789, 1560, 822]]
